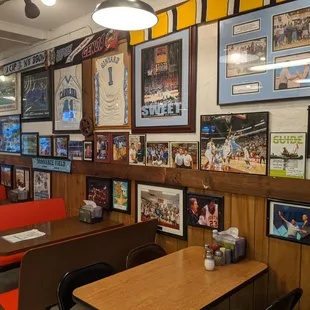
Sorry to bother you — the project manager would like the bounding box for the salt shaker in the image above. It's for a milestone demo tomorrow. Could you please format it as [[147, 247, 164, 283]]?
[[204, 253, 215, 271]]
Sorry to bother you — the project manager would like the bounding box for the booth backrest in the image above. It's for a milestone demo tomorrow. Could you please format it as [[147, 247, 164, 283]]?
[[0, 185, 6, 201], [0, 198, 67, 232], [18, 219, 158, 310]]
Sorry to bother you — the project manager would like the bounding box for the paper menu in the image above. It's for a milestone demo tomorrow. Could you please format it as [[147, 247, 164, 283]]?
[[1, 229, 46, 243]]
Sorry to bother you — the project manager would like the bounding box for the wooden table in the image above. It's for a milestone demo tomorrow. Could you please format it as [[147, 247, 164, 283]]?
[[73, 246, 268, 310], [0, 216, 123, 256]]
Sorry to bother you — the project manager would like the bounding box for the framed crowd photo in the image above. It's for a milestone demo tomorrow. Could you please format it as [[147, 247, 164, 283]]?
[[200, 112, 269, 175], [94, 132, 111, 163], [93, 38, 131, 130], [170, 142, 199, 170], [270, 132, 306, 179], [267, 198, 310, 245], [86, 176, 112, 210], [14, 166, 30, 193], [146, 142, 170, 167], [33, 169, 51, 200], [218, 0, 310, 105], [21, 132, 38, 156], [136, 182, 186, 240], [0, 73, 17, 112], [111, 133, 128, 164], [68, 141, 83, 161], [21, 67, 51, 122], [112, 178, 131, 214], [53, 135, 69, 158], [83, 141, 94, 162], [0, 165, 13, 188], [0, 115, 21, 154], [53, 63, 83, 133], [187, 193, 224, 231], [129, 134, 146, 166], [132, 27, 197, 134], [39, 136, 53, 157]]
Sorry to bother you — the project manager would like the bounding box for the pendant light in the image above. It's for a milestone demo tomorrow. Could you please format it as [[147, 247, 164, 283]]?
[[24, 0, 40, 19], [92, 0, 158, 31], [41, 0, 56, 6]]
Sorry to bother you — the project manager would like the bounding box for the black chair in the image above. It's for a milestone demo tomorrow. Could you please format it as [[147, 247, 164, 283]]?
[[266, 288, 303, 310], [57, 262, 116, 310], [126, 243, 167, 269]]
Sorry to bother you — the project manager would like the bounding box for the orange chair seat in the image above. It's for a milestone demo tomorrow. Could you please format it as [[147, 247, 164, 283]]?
[[0, 253, 24, 268], [0, 289, 18, 310]]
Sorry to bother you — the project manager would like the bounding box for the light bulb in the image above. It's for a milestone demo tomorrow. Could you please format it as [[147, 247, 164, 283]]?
[[41, 0, 56, 6]]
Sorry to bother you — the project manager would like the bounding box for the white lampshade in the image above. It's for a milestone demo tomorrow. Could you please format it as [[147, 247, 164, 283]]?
[[41, 0, 56, 6]]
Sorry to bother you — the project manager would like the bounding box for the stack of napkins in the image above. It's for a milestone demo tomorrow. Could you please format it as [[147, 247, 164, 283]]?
[[82, 200, 103, 218]]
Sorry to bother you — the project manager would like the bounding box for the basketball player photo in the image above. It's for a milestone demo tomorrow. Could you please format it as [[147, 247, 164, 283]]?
[[187, 193, 224, 231], [94, 133, 111, 163], [112, 133, 128, 164], [129, 135, 146, 166], [146, 142, 170, 167]]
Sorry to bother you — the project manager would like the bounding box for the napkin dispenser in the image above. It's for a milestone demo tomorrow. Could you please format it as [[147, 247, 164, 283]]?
[[10, 187, 28, 202], [79, 200, 103, 224]]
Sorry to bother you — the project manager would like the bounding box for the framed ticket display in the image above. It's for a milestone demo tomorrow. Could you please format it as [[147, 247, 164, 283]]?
[[218, 0, 310, 105], [133, 27, 197, 133]]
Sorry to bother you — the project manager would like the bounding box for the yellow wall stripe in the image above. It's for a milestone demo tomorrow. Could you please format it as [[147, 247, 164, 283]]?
[[176, 0, 196, 30], [239, 0, 263, 12], [207, 0, 229, 22], [152, 12, 169, 39], [130, 30, 145, 46]]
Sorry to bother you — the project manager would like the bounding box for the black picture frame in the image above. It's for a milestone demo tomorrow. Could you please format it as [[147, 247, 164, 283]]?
[[0, 165, 13, 188], [135, 181, 187, 240], [86, 176, 112, 210], [38, 135, 53, 157], [112, 178, 131, 214], [53, 135, 69, 159], [21, 67, 52, 122], [0, 114, 21, 154], [21, 132, 39, 157], [307, 106, 310, 158], [68, 141, 83, 161], [267, 198, 310, 246], [14, 166, 31, 194], [33, 169, 52, 201], [83, 141, 94, 162], [187, 192, 224, 231]]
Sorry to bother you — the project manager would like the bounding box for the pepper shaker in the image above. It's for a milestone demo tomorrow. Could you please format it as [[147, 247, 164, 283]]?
[[214, 250, 225, 266]]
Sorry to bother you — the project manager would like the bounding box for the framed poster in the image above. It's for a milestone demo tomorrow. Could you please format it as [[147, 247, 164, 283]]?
[[86, 176, 112, 210], [187, 193, 224, 231], [136, 182, 186, 240], [53, 135, 69, 159], [53, 64, 83, 133], [0, 165, 13, 188], [21, 132, 38, 156], [0, 74, 17, 112], [170, 142, 199, 170], [267, 198, 310, 245], [200, 112, 269, 175], [146, 142, 170, 167], [112, 178, 131, 214], [133, 27, 196, 133], [0, 115, 21, 153], [14, 166, 30, 192], [94, 133, 111, 163], [83, 141, 93, 161], [270, 133, 306, 179], [111, 133, 128, 164], [68, 141, 83, 161], [129, 135, 146, 165], [33, 170, 51, 200], [39, 136, 53, 157], [21, 67, 51, 122], [218, 0, 310, 105]]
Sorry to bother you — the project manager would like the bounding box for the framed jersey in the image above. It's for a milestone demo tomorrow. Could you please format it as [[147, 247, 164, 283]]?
[[187, 193, 224, 231]]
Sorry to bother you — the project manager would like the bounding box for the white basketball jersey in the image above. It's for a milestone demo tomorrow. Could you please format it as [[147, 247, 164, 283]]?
[[205, 205, 218, 228], [95, 53, 125, 126]]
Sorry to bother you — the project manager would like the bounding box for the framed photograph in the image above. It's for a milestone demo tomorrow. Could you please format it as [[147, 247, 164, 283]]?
[[53, 63, 83, 133], [133, 27, 197, 133], [187, 193, 224, 231], [111, 133, 128, 164], [170, 142, 199, 170], [270, 132, 306, 179], [146, 142, 170, 167], [68, 141, 83, 161], [21, 67, 51, 122], [200, 112, 269, 175], [0, 74, 17, 112], [33, 170, 51, 200], [218, 0, 310, 105], [83, 141, 94, 161], [14, 166, 30, 192], [86, 176, 112, 210], [53, 135, 69, 158], [129, 135, 146, 165], [136, 182, 186, 240], [112, 178, 131, 214], [267, 198, 310, 245], [0, 115, 21, 153], [94, 133, 111, 163], [21, 132, 38, 156], [39, 136, 53, 157], [0, 165, 13, 188]]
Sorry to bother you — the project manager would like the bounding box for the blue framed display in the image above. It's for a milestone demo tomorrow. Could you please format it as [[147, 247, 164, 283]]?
[[218, 0, 310, 105]]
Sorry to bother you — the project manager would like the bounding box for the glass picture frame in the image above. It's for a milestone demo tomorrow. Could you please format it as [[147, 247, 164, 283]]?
[[111, 133, 128, 164], [86, 176, 112, 210], [33, 169, 51, 200], [21, 132, 38, 156], [14, 166, 30, 193], [0, 165, 13, 188], [39, 136, 53, 157], [68, 141, 83, 161], [53, 135, 69, 159], [129, 135, 146, 166], [0, 115, 21, 154], [94, 133, 111, 163], [112, 178, 131, 214], [0, 74, 17, 112], [170, 142, 199, 170], [83, 141, 94, 162]]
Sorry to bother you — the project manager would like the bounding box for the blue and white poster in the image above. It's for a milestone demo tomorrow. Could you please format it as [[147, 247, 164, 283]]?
[[218, 0, 310, 105]]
